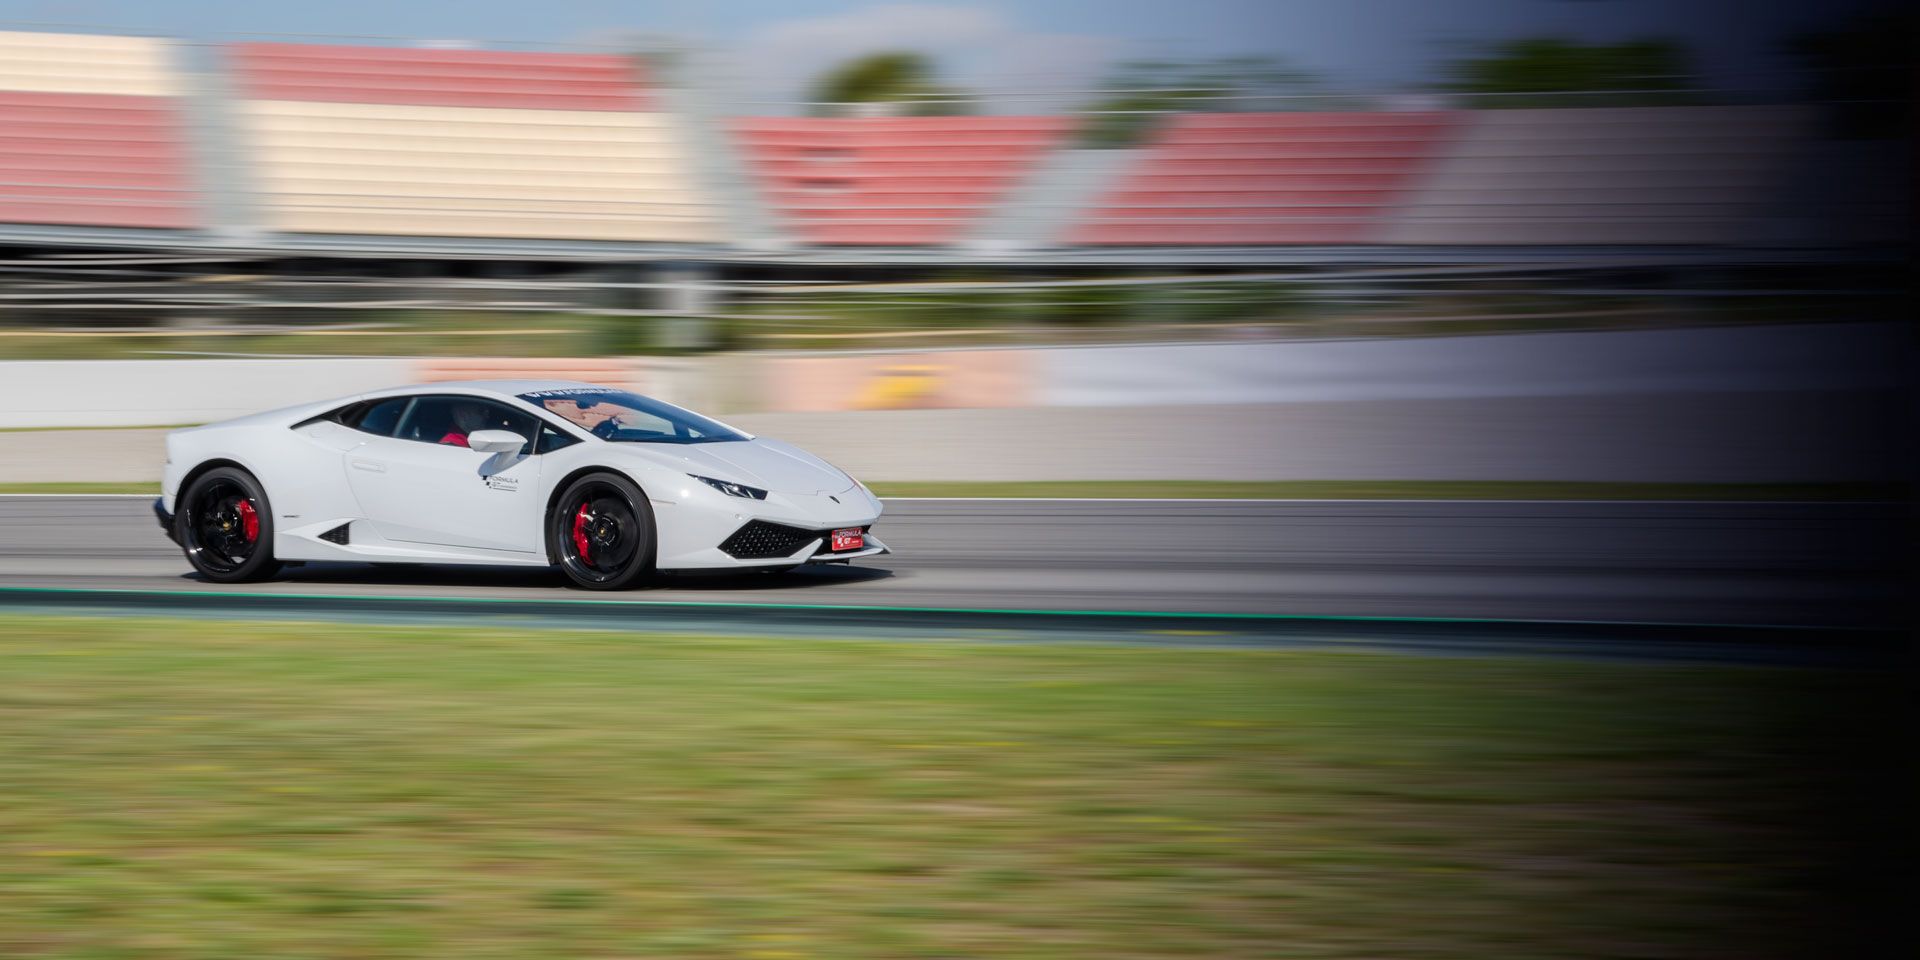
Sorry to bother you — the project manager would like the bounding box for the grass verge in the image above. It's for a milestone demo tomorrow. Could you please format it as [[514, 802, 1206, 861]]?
[[0, 479, 1896, 500], [0, 482, 161, 495], [0, 424, 200, 434], [0, 616, 1885, 958]]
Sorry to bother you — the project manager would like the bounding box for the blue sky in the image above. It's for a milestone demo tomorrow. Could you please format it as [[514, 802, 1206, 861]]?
[[0, 0, 1888, 104]]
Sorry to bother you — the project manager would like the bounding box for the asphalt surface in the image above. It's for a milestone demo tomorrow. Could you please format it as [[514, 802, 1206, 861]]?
[[0, 496, 1900, 628]]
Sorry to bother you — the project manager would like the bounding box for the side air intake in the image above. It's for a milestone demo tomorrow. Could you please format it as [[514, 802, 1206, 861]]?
[[319, 522, 351, 545]]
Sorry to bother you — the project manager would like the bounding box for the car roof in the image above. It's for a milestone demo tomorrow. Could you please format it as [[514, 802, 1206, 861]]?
[[363, 379, 611, 400]]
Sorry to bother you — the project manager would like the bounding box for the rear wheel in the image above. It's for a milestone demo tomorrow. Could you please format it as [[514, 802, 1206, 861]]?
[[176, 466, 281, 583], [550, 473, 654, 590]]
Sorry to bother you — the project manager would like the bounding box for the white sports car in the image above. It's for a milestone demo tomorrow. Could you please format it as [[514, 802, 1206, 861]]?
[[155, 381, 888, 589]]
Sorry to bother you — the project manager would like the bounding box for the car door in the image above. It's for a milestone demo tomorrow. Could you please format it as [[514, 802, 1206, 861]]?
[[343, 395, 545, 554]]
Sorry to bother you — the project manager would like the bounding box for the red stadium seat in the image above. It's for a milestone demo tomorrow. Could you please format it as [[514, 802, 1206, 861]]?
[[230, 43, 651, 111], [734, 116, 1070, 245], [1069, 112, 1461, 245], [0, 91, 195, 230]]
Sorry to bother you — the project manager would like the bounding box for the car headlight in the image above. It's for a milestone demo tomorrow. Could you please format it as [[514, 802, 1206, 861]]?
[[691, 475, 767, 500]]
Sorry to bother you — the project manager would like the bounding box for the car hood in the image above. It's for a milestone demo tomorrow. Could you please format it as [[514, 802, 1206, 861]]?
[[610, 437, 855, 494]]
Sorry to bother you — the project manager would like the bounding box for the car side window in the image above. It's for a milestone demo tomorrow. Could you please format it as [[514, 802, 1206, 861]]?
[[352, 398, 412, 437], [392, 396, 539, 449], [535, 423, 581, 454]]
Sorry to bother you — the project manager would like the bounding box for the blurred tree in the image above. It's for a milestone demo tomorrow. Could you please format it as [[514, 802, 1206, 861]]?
[[1439, 37, 1696, 107], [808, 51, 973, 116], [1077, 56, 1317, 148], [1786, 8, 1912, 138]]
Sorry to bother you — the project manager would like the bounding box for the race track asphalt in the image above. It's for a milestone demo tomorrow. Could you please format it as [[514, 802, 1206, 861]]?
[[0, 496, 1899, 629]]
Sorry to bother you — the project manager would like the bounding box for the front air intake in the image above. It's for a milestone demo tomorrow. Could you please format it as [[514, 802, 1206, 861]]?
[[718, 520, 817, 560]]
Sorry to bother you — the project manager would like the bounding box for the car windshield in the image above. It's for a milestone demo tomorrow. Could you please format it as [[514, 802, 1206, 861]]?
[[517, 388, 747, 445]]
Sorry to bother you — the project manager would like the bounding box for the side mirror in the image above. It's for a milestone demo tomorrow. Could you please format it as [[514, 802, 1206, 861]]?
[[467, 429, 527, 455]]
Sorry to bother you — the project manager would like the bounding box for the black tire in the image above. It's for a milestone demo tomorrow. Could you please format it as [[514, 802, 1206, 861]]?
[[176, 466, 282, 583], [550, 472, 654, 590]]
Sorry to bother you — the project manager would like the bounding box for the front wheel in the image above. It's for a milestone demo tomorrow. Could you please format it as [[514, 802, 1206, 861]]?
[[176, 466, 282, 583], [550, 473, 654, 590]]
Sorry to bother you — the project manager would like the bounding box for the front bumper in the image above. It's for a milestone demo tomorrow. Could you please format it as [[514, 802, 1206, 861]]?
[[804, 533, 890, 564], [714, 519, 889, 565], [153, 497, 179, 544], [654, 483, 886, 570], [656, 524, 891, 571]]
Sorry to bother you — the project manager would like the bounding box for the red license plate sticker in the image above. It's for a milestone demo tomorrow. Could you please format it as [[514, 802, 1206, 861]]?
[[831, 528, 864, 551]]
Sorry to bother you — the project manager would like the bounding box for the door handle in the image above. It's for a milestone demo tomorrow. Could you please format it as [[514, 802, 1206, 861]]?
[[350, 458, 387, 473]]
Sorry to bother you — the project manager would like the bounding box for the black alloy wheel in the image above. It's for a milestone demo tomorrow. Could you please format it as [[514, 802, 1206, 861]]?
[[176, 466, 281, 582], [551, 473, 654, 590]]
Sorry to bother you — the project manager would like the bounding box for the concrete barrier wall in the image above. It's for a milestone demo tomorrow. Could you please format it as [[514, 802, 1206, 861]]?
[[414, 357, 639, 386], [1033, 323, 1901, 407], [0, 358, 416, 428], [729, 391, 1897, 483], [732, 322, 1898, 411], [755, 349, 1034, 413], [0, 324, 1899, 483], [0, 323, 1897, 427], [0, 391, 1897, 484], [0, 357, 672, 428]]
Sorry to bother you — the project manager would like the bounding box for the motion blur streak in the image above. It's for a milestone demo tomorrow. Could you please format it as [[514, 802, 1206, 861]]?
[[0, 2, 1909, 957], [0, 496, 1900, 627]]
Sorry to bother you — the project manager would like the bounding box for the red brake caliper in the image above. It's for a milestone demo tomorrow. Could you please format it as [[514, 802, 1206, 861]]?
[[235, 498, 259, 543], [571, 502, 594, 564]]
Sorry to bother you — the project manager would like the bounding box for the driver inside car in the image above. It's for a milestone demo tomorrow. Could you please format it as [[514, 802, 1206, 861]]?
[[545, 398, 621, 433], [437, 401, 493, 448]]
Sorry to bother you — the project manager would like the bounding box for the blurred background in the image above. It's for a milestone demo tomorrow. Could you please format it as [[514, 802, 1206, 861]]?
[[0, 0, 1907, 489]]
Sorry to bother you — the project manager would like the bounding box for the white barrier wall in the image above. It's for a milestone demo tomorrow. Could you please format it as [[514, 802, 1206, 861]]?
[[0, 393, 1895, 484], [0, 358, 415, 428], [0, 323, 1897, 427], [0, 323, 1900, 482], [1034, 323, 1900, 407]]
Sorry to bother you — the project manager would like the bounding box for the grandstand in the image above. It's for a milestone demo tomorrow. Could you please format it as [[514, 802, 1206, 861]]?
[[0, 31, 196, 231], [733, 116, 1069, 245], [1069, 112, 1461, 245], [0, 28, 1898, 263], [228, 42, 716, 243], [1383, 106, 1809, 245]]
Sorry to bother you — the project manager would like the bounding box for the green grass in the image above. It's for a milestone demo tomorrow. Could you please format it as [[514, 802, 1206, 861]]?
[[0, 479, 1895, 500], [9, 291, 1859, 360], [0, 424, 200, 434], [0, 311, 629, 361], [0, 482, 161, 495], [0, 616, 1880, 958]]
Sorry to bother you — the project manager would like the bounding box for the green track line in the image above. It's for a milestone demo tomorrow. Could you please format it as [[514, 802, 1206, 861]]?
[[0, 584, 1833, 632]]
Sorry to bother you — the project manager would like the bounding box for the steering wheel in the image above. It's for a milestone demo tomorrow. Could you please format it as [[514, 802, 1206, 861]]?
[[591, 418, 620, 439]]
